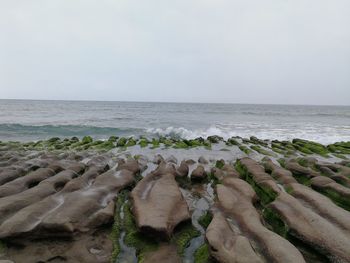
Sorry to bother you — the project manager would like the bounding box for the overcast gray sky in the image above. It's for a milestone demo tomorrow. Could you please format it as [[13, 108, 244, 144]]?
[[0, 0, 349, 105]]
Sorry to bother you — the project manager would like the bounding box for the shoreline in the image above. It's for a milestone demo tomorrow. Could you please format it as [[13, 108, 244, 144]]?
[[1, 135, 349, 160]]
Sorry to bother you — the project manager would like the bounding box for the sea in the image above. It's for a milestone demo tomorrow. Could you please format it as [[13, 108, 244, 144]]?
[[0, 99, 349, 144]]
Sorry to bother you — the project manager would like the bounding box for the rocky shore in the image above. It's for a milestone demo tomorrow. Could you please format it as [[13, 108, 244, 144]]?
[[0, 135, 349, 263]]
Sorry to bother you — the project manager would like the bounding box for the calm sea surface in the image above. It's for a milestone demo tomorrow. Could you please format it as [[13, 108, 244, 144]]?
[[0, 100, 349, 144]]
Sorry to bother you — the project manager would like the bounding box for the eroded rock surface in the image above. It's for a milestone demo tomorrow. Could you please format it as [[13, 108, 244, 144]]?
[[0, 141, 349, 263], [131, 163, 190, 240], [207, 177, 305, 263], [0, 151, 140, 263]]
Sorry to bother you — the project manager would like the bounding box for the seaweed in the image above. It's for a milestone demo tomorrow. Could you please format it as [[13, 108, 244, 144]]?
[[198, 211, 213, 229], [172, 221, 200, 256], [238, 145, 251, 155], [250, 145, 277, 157], [194, 243, 212, 263]]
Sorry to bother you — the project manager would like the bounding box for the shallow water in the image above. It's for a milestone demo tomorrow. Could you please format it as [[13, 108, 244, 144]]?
[[0, 100, 349, 144], [183, 193, 211, 262], [116, 200, 137, 263]]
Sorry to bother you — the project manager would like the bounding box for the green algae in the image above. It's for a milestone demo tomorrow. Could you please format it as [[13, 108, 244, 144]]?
[[327, 142, 350, 154], [111, 191, 158, 262], [277, 158, 286, 168], [194, 243, 212, 263], [172, 222, 201, 256], [150, 138, 160, 149], [117, 137, 127, 147], [332, 153, 348, 160], [82, 136, 93, 144], [108, 136, 118, 142], [173, 140, 189, 149], [93, 141, 115, 151], [235, 161, 278, 205], [187, 139, 203, 147], [110, 192, 125, 262], [176, 176, 192, 189], [126, 138, 137, 147], [0, 240, 6, 254], [250, 145, 277, 157], [215, 159, 225, 169], [293, 139, 330, 157], [262, 207, 289, 238], [313, 187, 350, 211], [239, 145, 251, 154], [207, 135, 223, 143], [226, 137, 239, 146], [123, 203, 158, 261], [271, 147, 285, 155], [138, 139, 149, 148], [198, 211, 213, 229], [250, 136, 268, 147]]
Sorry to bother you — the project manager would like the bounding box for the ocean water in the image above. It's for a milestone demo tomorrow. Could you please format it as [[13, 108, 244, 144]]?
[[0, 99, 349, 144]]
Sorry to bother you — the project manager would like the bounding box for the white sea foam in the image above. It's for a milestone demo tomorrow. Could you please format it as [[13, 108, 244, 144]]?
[[147, 124, 350, 145]]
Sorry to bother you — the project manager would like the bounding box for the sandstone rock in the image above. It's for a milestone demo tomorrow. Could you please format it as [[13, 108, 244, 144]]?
[[284, 159, 319, 178], [166, 155, 178, 164], [238, 158, 281, 200], [288, 183, 350, 232], [152, 161, 176, 176], [209, 179, 305, 263], [263, 158, 298, 185], [185, 159, 196, 165], [191, 165, 207, 181], [131, 168, 190, 240], [310, 176, 350, 209], [221, 164, 239, 178], [0, 169, 83, 226], [0, 165, 63, 198], [206, 210, 263, 263], [153, 154, 164, 164], [143, 244, 181, 263], [268, 192, 350, 262], [176, 160, 189, 177], [0, 161, 138, 238], [198, 156, 208, 164], [3, 230, 112, 263]]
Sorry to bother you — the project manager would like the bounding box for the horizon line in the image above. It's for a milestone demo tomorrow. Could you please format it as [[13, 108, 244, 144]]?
[[0, 98, 349, 107]]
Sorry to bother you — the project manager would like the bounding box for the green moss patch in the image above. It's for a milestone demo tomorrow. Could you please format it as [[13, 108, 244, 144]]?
[[293, 139, 329, 157], [239, 145, 251, 155], [198, 211, 213, 229], [194, 243, 212, 263], [262, 207, 289, 238], [250, 145, 277, 157], [235, 160, 278, 205], [172, 222, 200, 256], [0, 240, 6, 255], [312, 187, 350, 211]]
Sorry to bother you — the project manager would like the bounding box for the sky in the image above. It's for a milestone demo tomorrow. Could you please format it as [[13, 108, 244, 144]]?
[[0, 0, 349, 105]]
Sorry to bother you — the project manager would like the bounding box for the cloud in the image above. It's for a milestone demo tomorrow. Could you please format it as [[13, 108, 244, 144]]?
[[0, 0, 349, 105]]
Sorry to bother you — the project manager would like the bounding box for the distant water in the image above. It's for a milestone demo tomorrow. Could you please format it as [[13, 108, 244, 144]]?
[[0, 99, 349, 144]]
